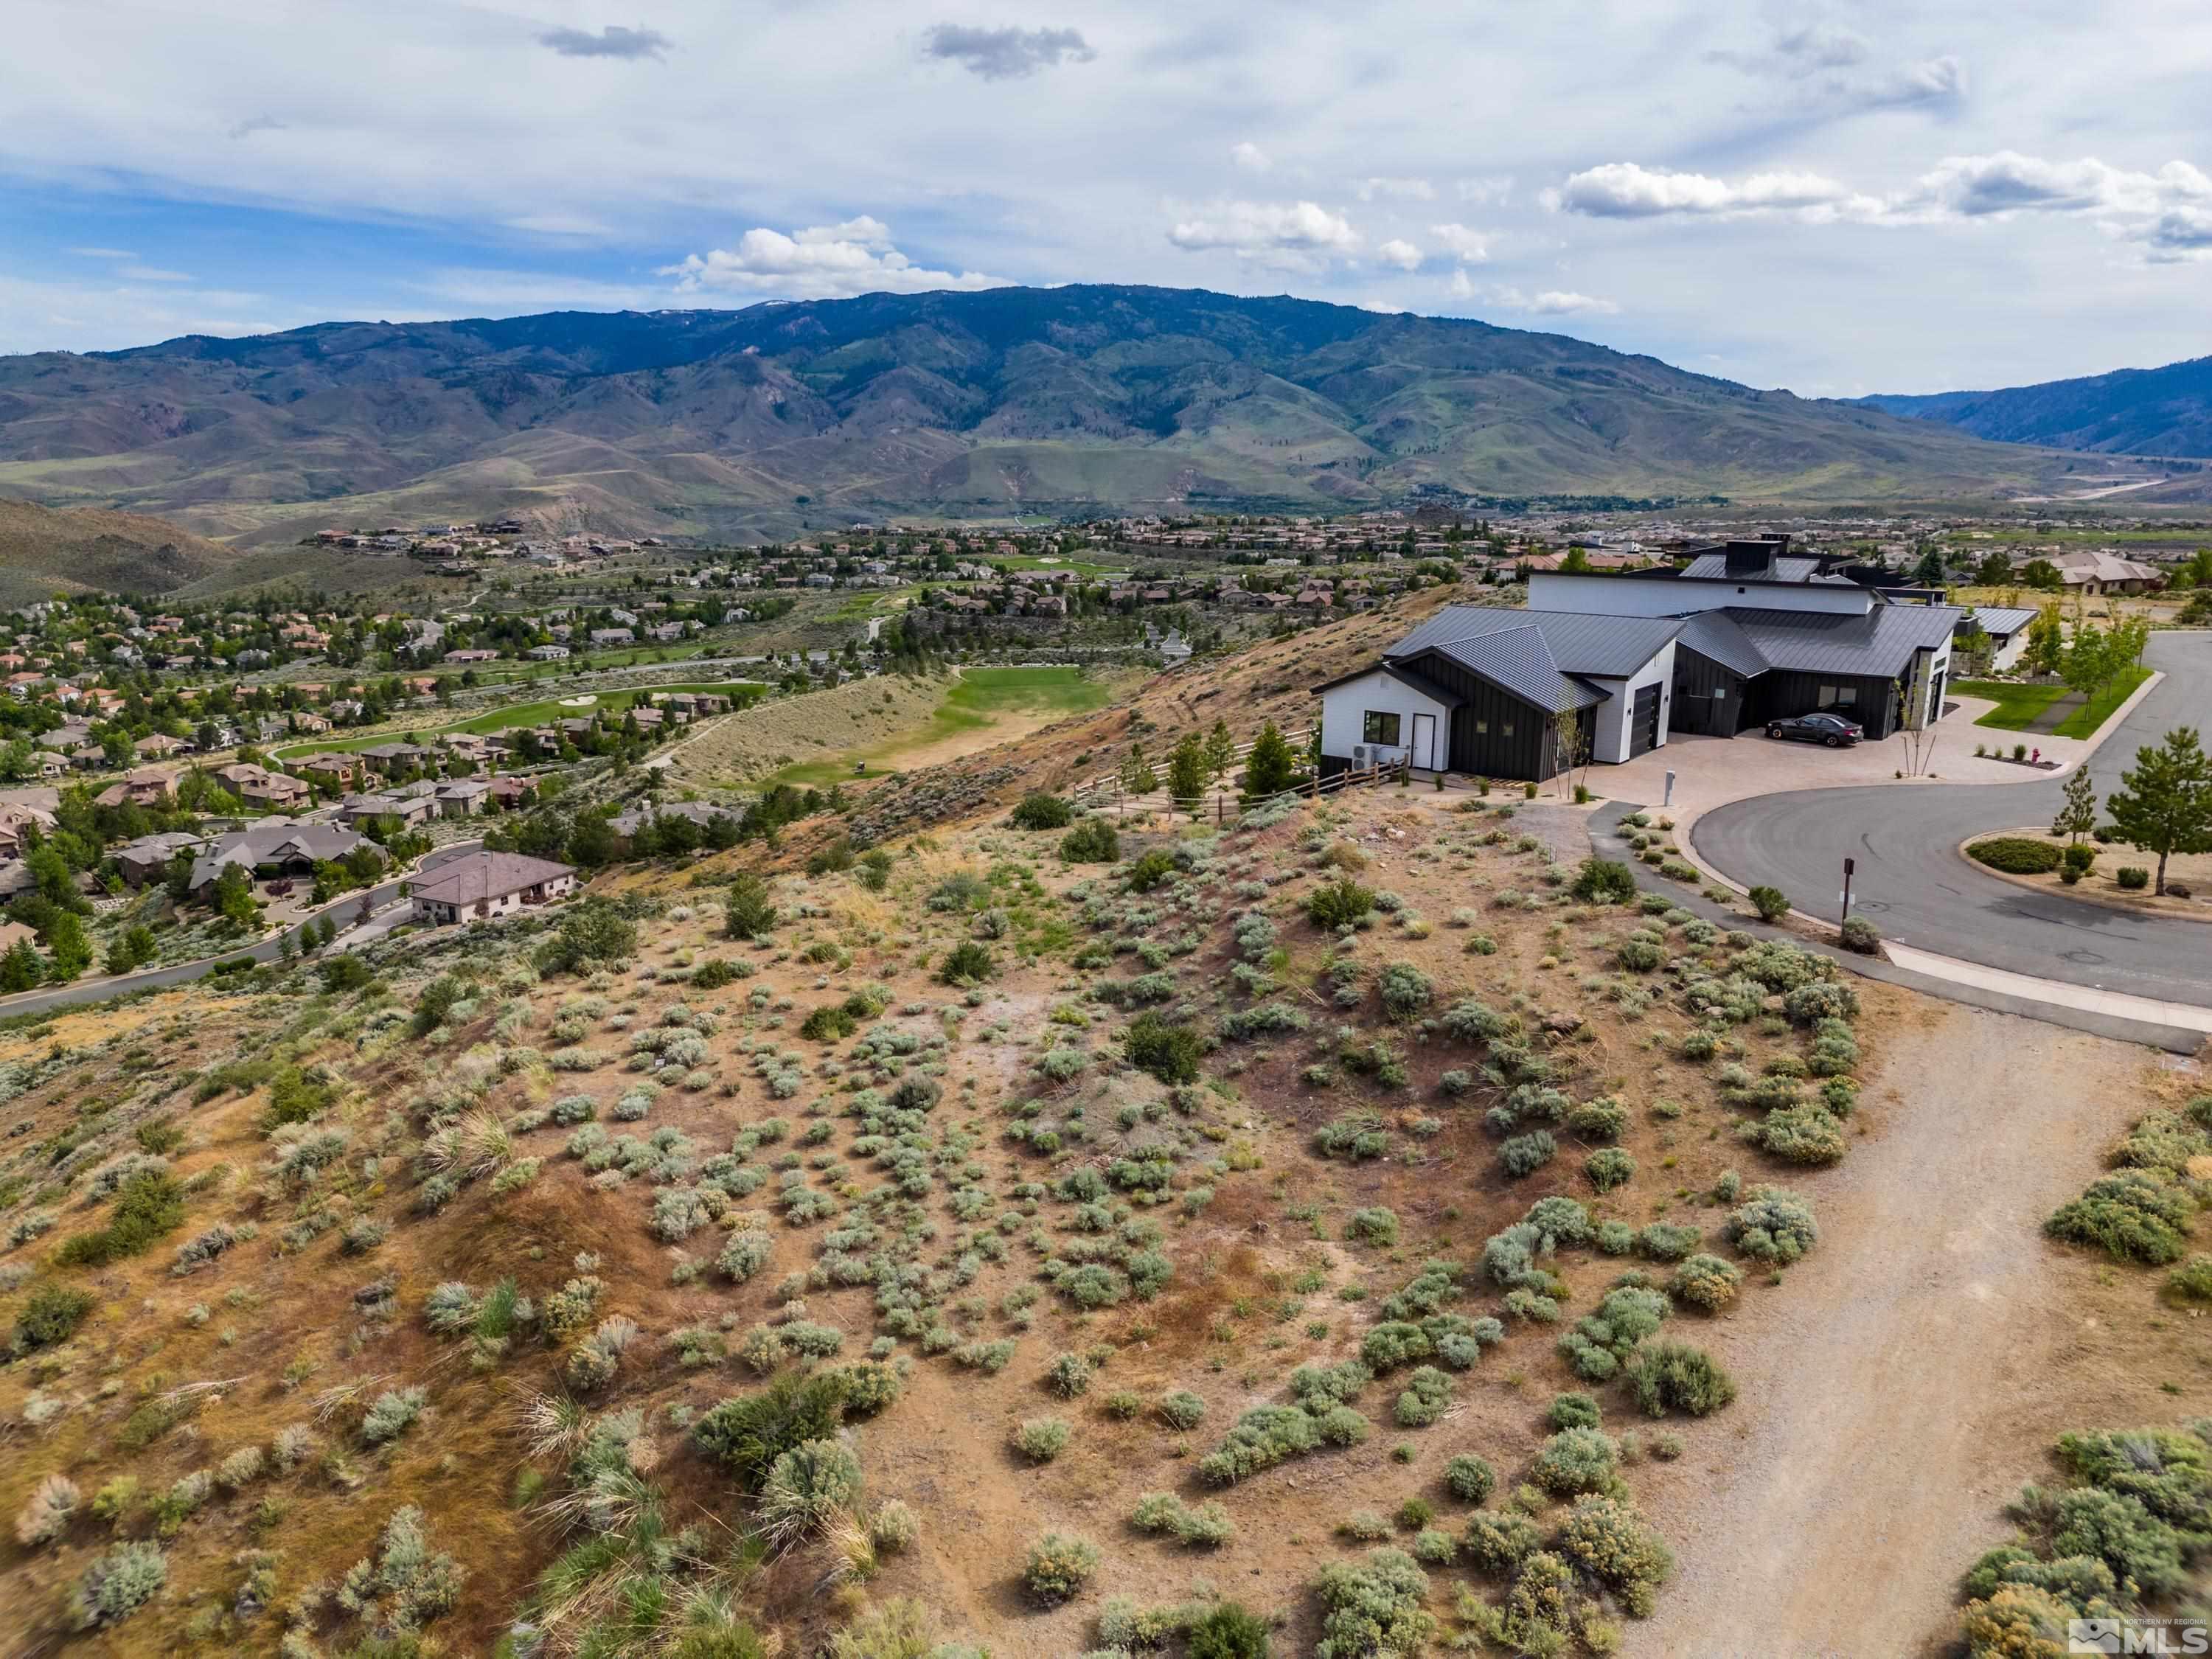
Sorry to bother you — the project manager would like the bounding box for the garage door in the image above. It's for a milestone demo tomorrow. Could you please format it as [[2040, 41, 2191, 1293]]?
[[1629, 684, 1662, 757]]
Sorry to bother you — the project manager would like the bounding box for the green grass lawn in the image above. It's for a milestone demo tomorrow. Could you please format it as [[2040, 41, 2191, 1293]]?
[[2055, 664, 2151, 738], [767, 667, 1113, 786], [1953, 679, 2070, 731], [271, 680, 765, 758], [1953, 666, 2150, 737]]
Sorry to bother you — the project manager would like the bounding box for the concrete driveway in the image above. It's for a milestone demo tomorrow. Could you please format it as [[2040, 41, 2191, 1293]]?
[[1592, 691, 2096, 830]]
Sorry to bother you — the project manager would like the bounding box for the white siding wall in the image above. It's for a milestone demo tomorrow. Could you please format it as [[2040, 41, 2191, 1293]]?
[[1318, 669, 1453, 771], [1989, 631, 2029, 672], [1903, 639, 1956, 730], [1579, 641, 1677, 764], [1528, 571, 1874, 619]]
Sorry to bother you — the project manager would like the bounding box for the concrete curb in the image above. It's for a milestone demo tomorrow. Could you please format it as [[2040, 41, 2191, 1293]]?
[[1587, 801, 2207, 1054]]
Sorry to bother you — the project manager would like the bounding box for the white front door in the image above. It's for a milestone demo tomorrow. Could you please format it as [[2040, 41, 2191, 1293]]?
[[1410, 712, 1438, 772]]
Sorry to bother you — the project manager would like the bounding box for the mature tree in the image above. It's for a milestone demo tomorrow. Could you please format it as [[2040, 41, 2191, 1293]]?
[[566, 812, 618, 869], [1910, 546, 1950, 588], [0, 739, 34, 784], [2051, 766, 2098, 844], [1118, 741, 1158, 796], [0, 938, 41, 992], [45, 911, 91, 981], [1203, 718, 1237, 783], [2105, 726, 2212, 895], [213, 861, 260, 928], [1242, 722, 1298, 796], [2023, 605, 2066, 678], [2020, 559, 2065, 592], [1975, 550, 2014, 585], [1166, 732, 1208, 806]]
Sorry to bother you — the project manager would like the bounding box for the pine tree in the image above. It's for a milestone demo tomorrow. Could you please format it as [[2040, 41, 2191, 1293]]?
[[1243, 722, 1298, 797], [2050, 767, 2098, 844], [1118, 742, 1158, 796], [2105, 726, 2212, 896], [1203, 718, 1237, 783], [1166, 733, 1208, 806]]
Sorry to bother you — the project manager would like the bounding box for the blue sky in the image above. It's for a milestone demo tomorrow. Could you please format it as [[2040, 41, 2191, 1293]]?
[[1, 0, 2208, 396]]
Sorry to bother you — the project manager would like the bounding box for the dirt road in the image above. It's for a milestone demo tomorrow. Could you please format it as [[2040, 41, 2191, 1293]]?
[[1629, 994, 2210, 1657]]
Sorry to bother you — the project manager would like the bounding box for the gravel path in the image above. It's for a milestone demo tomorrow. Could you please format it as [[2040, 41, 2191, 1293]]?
[[1627, 994, 2199, 1657]]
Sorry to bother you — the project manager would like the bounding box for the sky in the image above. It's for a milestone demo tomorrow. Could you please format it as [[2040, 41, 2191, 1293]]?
[[1, 0, 2208, 396]]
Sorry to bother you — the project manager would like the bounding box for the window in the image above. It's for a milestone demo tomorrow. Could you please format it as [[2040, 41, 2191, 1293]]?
[[1818, 684, 1858, 709], [1473, 719, 1489, 735], [1363, 711, 1402, 745], [1500, 723, 1514, 738]]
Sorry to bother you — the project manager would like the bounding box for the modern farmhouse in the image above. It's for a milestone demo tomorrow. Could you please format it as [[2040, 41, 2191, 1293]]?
[[1316, 536, 1962, 782]]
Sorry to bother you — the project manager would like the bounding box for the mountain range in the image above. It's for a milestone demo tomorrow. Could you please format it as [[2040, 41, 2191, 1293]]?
[[0, 285, 2191, 549], [0, 497, 246, 605], [1858, 354, 2212, 461]]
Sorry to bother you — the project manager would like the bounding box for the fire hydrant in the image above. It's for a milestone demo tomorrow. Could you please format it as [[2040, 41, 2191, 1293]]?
[[2031, 748, 2040, 766]]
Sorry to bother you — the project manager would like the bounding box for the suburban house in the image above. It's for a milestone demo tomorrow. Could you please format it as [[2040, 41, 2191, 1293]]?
[[434, 779, 491, 817], [1315, 537, 1961, 782], [114, 830, 209, 886], [215, 762, 310, 811], [407, 852, 577, 926], [293, 753, 361, 789], [1955, 605, 2042, 673], [186, 821, 380, 897], [94, 768, 175, 810], [2046, 549, 2165, 595], [0, 804, 57, 863], [338, 792, 437, 830]]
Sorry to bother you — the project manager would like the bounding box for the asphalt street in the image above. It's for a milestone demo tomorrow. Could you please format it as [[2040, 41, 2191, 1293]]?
[[1694, 631, 2212, 1008], [0, 841, 481, 1020]]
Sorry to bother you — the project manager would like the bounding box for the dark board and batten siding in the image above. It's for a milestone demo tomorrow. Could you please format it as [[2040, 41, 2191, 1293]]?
[[1399, 650, 1563, 781], [1671, 647, 1752, 737], [1744, 669, 1902, 740]]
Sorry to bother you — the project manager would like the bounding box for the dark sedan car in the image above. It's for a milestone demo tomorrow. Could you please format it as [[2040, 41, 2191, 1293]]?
[[1766, 712, 1864, 747]]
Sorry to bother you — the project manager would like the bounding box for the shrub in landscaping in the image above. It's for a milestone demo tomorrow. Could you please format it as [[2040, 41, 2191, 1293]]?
[[2045, 1170, 2197, 1265], [13, 1282, 95, 1352], [1124, 1013, 1203, 1085], [1744, 1102, 1848, 1165], [1628, 1342, 1737, 1417], [2118, 866, 2151, 891], [1348, 1206, 1399, 1247], [1724, 1186, 1820, 1265], [1023, 1531, 1102, 1604], [1585, 1147, 1637, 1192], [693, 1371, 851, 1490], [1463, 1509, 1543, 1576], [1159, 1391, 1208, 1430], [1394, 1366, 1454, 1427], [1199, 1404, 1326, 1485], [1012, 1416, 1072, 1463], [1045, 1352, 1093, 1397], [1571, 858, 1638, 905], [1670, 1253, 1745, 1311], [759, 1439, 864, 1553], [1377, 962, 1435, 1020], [1124, 849, 1179, 892], [1547, 1391, 1601, 1430], [1061, 817, 1121, 863], [72, 1540, 166, 1630], [1311, 1549, 1433, 1659], [1969, 836, 2064, 875], [1307, 876, 1377, 929], [1838, 915, 1881, 953], [1012, 791, 1074, 830], [1554, 1495, 1675, 1617], [1444, 1455, 1496, 1503], [937, 942, 996, 985], [1186, 1601, 1273, 1658], [1498, 1130, 1557, 1178], [2165, 1254, 2212, 1302], [1748, 885, 1791, 922], [1531, 1427, 1620, 1495]]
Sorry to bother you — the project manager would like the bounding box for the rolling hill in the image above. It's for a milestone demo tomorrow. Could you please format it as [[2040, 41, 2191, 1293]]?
[[1860, 353, 2212, 460], [0, 496, 251, 602], [0, 285, 2160, 544]]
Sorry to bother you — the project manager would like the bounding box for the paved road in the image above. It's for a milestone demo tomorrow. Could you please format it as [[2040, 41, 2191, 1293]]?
[[0, 841, 481, 1020], [1694, 631, 2212, 1009]]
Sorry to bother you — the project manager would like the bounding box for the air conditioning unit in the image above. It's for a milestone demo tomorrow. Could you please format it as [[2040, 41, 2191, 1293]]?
[[1352, 745, 1369, 765]]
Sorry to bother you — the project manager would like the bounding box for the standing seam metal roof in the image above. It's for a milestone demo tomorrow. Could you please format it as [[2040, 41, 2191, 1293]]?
[[1386, 606, 1683, 677]]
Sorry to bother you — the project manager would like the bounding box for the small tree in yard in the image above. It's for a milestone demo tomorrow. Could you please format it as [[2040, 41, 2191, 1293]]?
[[2050, 767, 2098, 844], [2104, 726, 2212, 896], [1242, 722, 1298, 796], [1167, 731, 1209, 808], [1203, 718, 1237, 784], [1119, 742, 1158, 796]]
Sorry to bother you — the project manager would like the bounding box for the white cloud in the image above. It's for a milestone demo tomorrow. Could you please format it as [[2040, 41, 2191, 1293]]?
[[1428, 223, 1489, 262], [1447, 267, 1477, 299], [69, 246, 137, 260], [1905, 151, 2209, 219], [1357, 177, 1433, 201], [502, 212, 617, 237], [1230, 142, 1271, 173], [1555, 161, 1869, 219], [662, 218, 1009, 297], [2146, 205, 2212, 262], [117, 265, 192, 283], [1165, 200, 1360, 260], [1523, 289, 1618, 315], [1376, 237, 1422, 270], [1455, 177, 1512, 206]]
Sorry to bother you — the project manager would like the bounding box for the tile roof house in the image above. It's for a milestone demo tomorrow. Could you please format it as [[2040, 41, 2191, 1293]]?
[[408, 852, 577, 925], [187, 820, 380, 896]]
